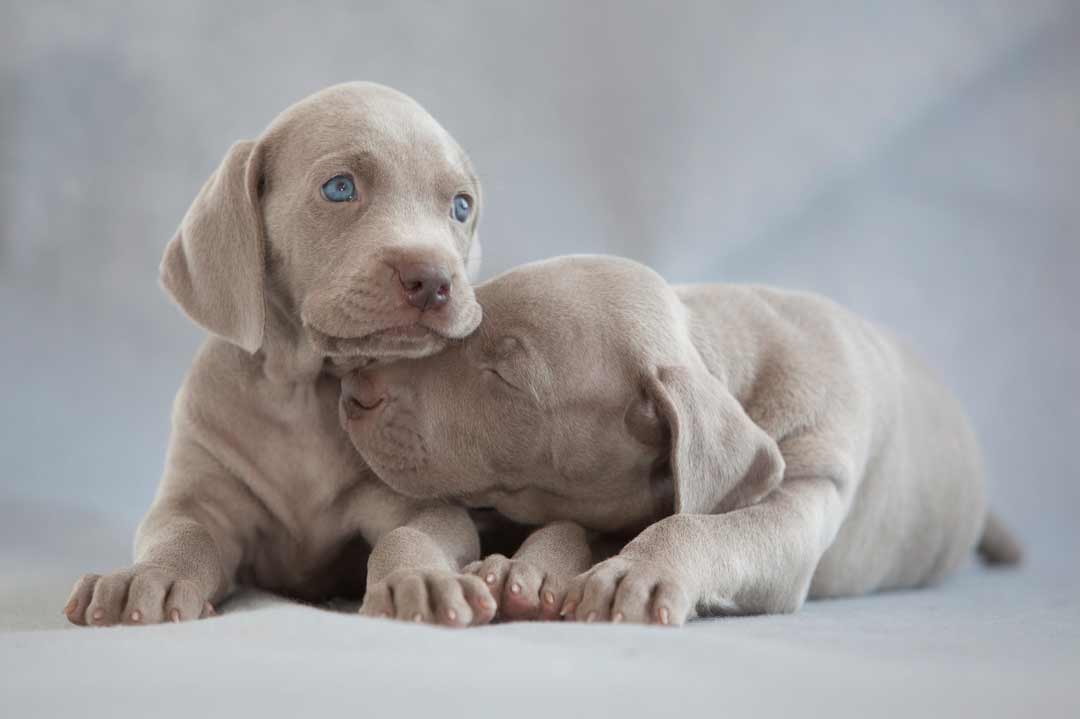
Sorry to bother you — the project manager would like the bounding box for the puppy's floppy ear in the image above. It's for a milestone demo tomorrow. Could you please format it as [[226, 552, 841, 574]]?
[[160, 140, 266, 353], [646, 366, 784, 514]]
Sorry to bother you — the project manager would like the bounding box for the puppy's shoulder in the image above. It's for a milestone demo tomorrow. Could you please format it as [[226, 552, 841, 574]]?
[[672, 284, 891, 430], [172, 337, 277, 428], [183, 335, 260, 390]]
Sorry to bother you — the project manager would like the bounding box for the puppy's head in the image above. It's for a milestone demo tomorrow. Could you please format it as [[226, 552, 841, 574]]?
[[161, 82, 483, 361], [339, 255, 784, 531]]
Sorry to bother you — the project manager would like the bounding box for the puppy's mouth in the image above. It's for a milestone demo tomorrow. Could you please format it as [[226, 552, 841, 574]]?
[[339, 372, 387, 421], [342, 393, 384, 416], [303, 293, 482, 362]]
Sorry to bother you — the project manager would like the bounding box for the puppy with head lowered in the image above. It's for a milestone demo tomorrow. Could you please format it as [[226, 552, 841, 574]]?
[[340, 254, 1022, 625], [65, 82, 501, 628]]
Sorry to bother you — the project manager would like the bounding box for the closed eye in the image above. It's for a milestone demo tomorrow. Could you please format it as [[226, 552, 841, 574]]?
[[482, 367, 518, 391], [482, 364, 542, 406]]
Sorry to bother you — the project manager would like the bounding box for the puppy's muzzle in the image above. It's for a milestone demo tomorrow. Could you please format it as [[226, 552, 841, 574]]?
[[341, 372, 385, 419]]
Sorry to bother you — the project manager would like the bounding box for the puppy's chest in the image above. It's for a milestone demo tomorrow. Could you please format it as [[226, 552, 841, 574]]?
[[259, 379, 357, 480], [241, 377, 368, 562]]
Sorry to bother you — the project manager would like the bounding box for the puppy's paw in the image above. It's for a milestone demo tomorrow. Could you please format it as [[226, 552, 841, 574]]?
[[64, 564, 215, 627], [463, 554, 567, 621], [359, 569, 496, 628], [560, 556, 693, 626]]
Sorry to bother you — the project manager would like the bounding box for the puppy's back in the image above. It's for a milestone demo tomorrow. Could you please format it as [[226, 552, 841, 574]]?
[[673, 284, 895, 438]]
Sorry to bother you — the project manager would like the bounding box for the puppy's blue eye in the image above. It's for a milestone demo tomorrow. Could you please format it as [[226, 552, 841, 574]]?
[[321, 175, 356, 202], [452, 194, 472, 222]]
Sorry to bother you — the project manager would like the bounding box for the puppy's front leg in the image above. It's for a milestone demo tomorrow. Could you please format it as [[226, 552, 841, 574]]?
[[465, 521, 592, 621], [563, 447, 853, 625], [64, 430, 257, 626], [360, 504, 496, 627], [65, 498, 239, 626]]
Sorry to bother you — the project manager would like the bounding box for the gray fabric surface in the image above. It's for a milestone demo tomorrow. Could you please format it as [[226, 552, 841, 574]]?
[[2, 497, 1078, 717]]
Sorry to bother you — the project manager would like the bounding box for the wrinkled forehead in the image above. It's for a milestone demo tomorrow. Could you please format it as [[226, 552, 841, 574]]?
[[474, 258, 668, 374], [264, 84, 472, 182], [476, 272, 587, 352]]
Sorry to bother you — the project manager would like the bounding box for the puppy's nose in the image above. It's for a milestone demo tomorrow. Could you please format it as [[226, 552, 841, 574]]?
[[396, 263, 452, 311], [341, 372, 385, 419]]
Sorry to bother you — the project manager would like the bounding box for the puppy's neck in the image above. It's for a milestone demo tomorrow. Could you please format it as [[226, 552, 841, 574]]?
[[255, 293, 328, 384]]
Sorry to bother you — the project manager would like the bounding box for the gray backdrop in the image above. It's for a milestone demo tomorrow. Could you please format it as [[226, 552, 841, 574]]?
[[2, 1, 1078, 565]]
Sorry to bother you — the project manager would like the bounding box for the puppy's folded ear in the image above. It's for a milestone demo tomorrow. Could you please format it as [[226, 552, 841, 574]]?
[[160, 140, 266, 353], [647, 365, 784, 515]]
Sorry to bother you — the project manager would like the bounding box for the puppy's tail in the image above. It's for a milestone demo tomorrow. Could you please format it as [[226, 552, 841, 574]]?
[[977, 510, 1023, 566]]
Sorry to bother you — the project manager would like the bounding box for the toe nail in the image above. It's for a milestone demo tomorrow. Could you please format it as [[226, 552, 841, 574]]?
[[543, 591, 555, 605], [658, 607, 670, 625], [613, 612, 624, 623], [485, 573, 496, 585], [63, 599, 76, 615], [130, 610, 142, 623], [170, 609, 181, 623], [92, 609, 104, 623], [560, 601, 576, 617], [447, 609, 457, 622], [413, 613, 423, 623], [586, 611, 596, 623], [204, 602, 216, 616], [510, 583, 521, 594]]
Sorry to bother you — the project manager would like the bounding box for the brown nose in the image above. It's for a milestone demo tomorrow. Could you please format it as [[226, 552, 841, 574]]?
[[396, 262, 452, 311], [341, 372, 384, 420]]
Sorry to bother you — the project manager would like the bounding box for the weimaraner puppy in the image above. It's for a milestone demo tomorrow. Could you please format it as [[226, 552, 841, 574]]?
[[64, 82, 501, 627], [339, 254, 1022, 625]]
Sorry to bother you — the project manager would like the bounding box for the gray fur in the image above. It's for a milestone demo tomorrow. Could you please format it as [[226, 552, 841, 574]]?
[[64, 82, 497, 628], [341, 254, 1021, 625]]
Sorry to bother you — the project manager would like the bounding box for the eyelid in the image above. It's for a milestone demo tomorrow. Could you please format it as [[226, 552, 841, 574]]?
[[482, 366, 518, 391]]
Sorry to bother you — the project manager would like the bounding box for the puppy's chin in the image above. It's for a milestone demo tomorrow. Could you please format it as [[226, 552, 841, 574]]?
[[352, 447, 444, 501], [337, 405, 441, 498], [307, 324, 450, 360]]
